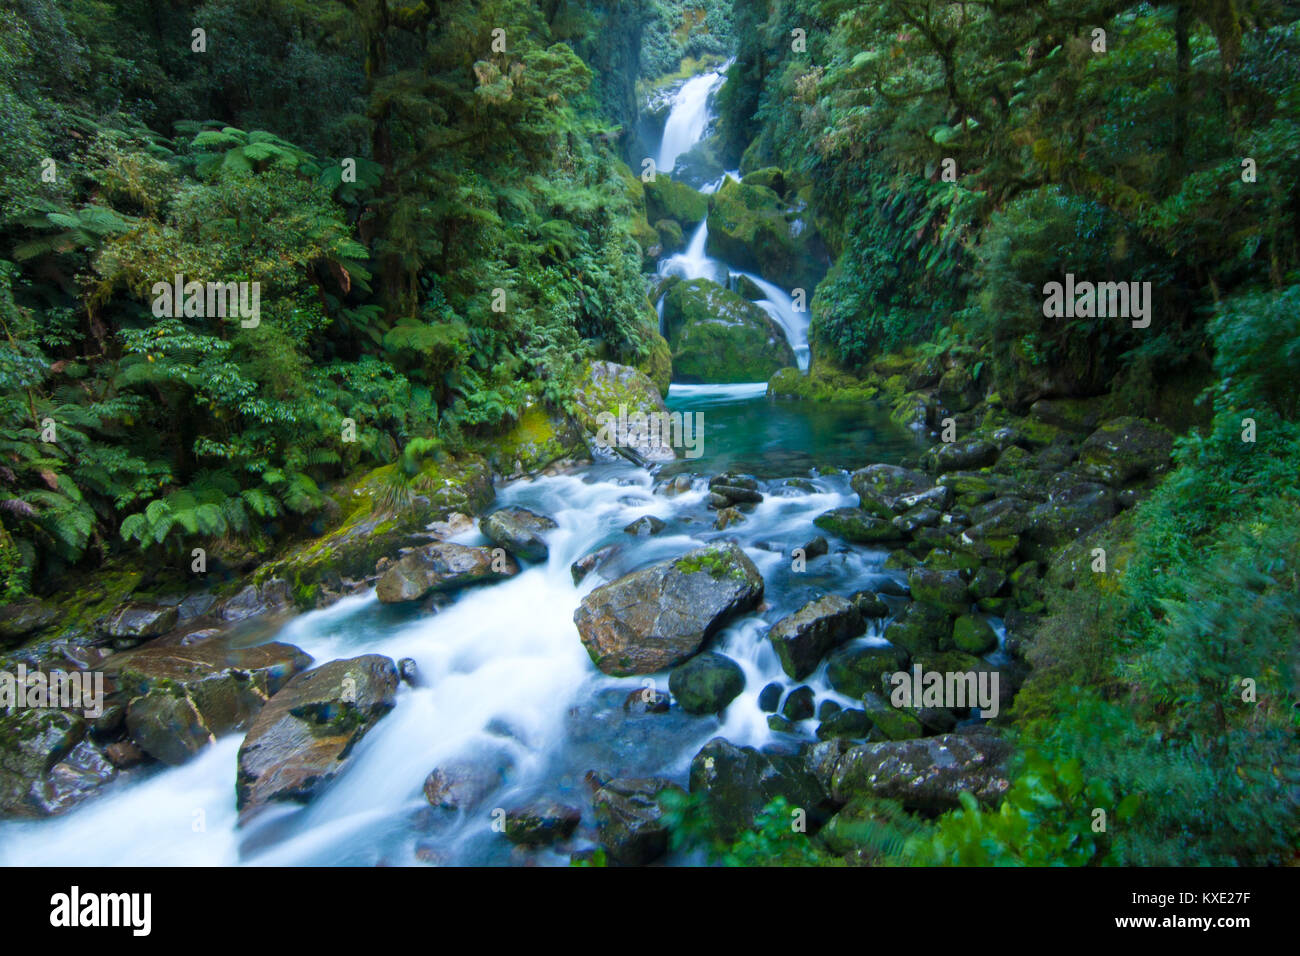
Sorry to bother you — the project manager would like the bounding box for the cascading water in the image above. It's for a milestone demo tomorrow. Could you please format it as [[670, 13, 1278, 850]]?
[[656, 70, 727, 173], [0, 68, 910, 867]]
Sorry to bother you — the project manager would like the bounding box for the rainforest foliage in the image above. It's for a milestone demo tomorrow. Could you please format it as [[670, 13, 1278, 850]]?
[[0, 0, 677, 591], [716, 0, 1300, 867]]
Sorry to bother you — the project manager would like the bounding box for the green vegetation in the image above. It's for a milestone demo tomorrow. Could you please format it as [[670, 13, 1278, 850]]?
[[0, 0, 667, 594]]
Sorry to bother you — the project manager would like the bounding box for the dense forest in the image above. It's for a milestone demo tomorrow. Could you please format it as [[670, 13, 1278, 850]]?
[[0, 0, 1296, 868]]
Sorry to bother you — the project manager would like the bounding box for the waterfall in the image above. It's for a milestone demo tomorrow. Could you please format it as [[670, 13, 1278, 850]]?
[[656, 70, 726, 173]]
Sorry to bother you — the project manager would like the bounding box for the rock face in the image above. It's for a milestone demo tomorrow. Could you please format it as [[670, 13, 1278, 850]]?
[[592, 776, 684, 865], [661, 278, 796, 383], [480, 507, 557, 563], [375, 542, 519, 603], [705, 177, 824, 291], [573, 542, 764, 675], [572, 360, 677, 467], [767, 594, 864, 680], [830, 732, 1012, 811], [236, 655, 399, 819], [668, 652, 745, 714]]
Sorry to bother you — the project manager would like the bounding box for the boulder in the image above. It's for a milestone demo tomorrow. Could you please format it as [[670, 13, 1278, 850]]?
[[813, 508, 903, 544], [952, 615, 998, 655], [592, 776, 684, 865], [1078, 417, 1173, 485], [689, 737, 832, 842], [623, 515, 666, 537], [375, 542, 518, 603], [850, 465, 934, 518], [826, 643, 909, 699], [933, 439, 999, 472], [767, 594, 864, 680], [573, 542, 764, 675], [883, 603, 953, 657], [235, 655, 399, 819], [0, 709, 87, 818], [424, 757, 509, 812], [96, 603, 179, 647], [907, 568, 971, 616], [480, 507, 558, 562], [706, 177, 823, 290], [572, 361, 677, 467], [504, 800, 581, 846], [0, 599, 58, 646], [661, 278, 796, 383], [668, 652, 745, 715], [830, 732, 1013, 811], [643, 175, 708, 228]]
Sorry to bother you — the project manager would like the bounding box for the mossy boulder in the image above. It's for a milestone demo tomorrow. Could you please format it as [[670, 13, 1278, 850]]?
[[952, 614, 999, 655], [654, 218, 685, 253], [487, 402, 587, 478], [643, 175, 708, 228], [661, 278, 795, 383], [669, 651, 745, 714], [259, 455, 495, 606], [706, 177, 824, 291], [572, 360, 677, 467], [740, 166, 786, 196], [908, 568, 972, 616], [850, 464, 935, 518], [480, 507, 558, 563], [573, 542, 764, 675], [767, 594, 865, 680], [813, 508, 904, 544], [1078, 416, 1174, 486], [826, 643, 909, 699]]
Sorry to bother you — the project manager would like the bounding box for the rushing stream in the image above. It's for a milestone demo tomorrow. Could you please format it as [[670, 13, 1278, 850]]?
[[0, 67, 919, 867]]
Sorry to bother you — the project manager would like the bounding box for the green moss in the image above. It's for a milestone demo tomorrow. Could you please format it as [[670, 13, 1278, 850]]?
[[675, 546, 742, 579]]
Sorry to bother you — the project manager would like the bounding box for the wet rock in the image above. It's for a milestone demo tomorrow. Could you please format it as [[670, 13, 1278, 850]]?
[[933, 439, 999, 472], [0, 599, 58, 646], [104, 740, 145, 769], [952, 614, 998, 655], [570, 544, 620, 585], [669, 652, 745, 715], [96, 603, 179, 647], [1079, 417, 1173, 486], [573, 542, 764, 675], [768, 714, 794, 733], [782, 685, 815, 721], [830, 732, 1013, 811], [767, 594, 864, 680], [907, 568, 971, 616], [106, 638, 313, 743], [424, 758, 509, 812], [849, 591, 891, 619], [817, 699, 843, 722], [219, 582, 292, 624], [799, 536, 829, 560], [398, 658, 419, 686], [29, 740, 117, 816], [126, 690, 213, 766], [813, 508, 903, 544], [572, 360, 676, 467], [375, 542, 519, 603], [236, 655, 399, 819], [850, 464, 934, 518], [622, 686, 671, 714], [757, 682, 783, 713], [967, 567, 1007, 601], [883, 603, 953, 657], [689, 737, 831, 842], [0, 709, 86, 817], [481, 507, 558, 562], [816, 708, 874, 741], [504, 800, 581, 846], [826, 643, 909, 699], [592, 776, 683, 865], [623, 514, 666, 537], [892, 505, 941, 534], [713, 507, 746, 530]]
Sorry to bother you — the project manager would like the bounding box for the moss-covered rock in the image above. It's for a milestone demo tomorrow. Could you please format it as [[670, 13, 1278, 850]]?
[[740, 166, 786, 196], [661, 278, 795, 383], [487, 402, 587, 478], [644, 175, 708, 227], [256, 455, 496, 607], [706, 177, 824, 291], [571, 360, 677, 466], [669, 651, 745, 714]]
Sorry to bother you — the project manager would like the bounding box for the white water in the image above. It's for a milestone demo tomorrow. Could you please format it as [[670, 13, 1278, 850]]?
[[656, 70, 726, 173], [0, 461, 902, 866]]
